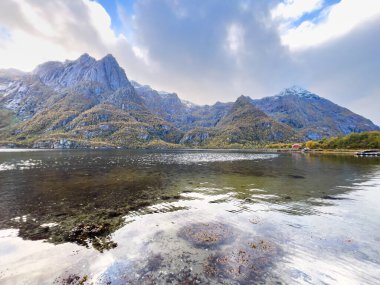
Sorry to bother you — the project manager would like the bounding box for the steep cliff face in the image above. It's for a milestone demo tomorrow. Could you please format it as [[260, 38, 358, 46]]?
[[33, 53, 133, 91], [251, 86, 379, 140]]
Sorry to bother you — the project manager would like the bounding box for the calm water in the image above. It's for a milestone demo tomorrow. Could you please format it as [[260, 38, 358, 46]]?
[[0, 149, 379, 284]]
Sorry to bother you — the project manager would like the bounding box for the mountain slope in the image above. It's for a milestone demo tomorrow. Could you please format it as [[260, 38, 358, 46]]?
[[215, 96, 297, 143], [251, 86, 379, 140], [0, 54, 181, 147], [132, 81, 232, 131], [0, 55, 378, 148], [132, 81, 191, 128], [181, 96, 297, 146]]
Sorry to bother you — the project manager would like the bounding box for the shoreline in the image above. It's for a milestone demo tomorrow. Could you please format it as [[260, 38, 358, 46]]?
[[0, 146, 375, 156]]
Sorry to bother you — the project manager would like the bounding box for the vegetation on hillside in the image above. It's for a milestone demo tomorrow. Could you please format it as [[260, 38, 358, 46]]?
[[214, 96, 298, 144], [265, 143, 293, 149], [0, 109, 17, 130], [266, 131, 380, 150], [304, 131, 380, 149]]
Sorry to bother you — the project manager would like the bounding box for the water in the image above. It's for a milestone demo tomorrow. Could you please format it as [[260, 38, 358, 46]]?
[[0, 149, 379, 284]]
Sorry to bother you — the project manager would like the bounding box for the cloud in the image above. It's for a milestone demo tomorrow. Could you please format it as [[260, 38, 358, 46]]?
[[0, 0, 379, 125], [277, 0, 380, 49], [271, 0, 323, 20], [226, 23, 245, 55], [128, 0, 379, 123], [129, 0, 298, 104], [0, 0, 143, 71], [298, 15, 380, 125]]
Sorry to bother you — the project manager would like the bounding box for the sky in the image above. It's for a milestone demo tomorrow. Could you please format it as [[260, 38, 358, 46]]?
[[0, 0, 379, 125]]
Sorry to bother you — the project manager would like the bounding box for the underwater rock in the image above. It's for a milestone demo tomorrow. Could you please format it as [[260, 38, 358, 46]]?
[[321, 195, 346, 200], [54, 274, 88, 285], [205, 238, 282, 284], [97, 255, 206, 285], [18, 220, 51, 241], [65, 223, 117, 252], [288, 174, 305, 179], [178, 222, 234, 249], [66, 223, 107, 242]]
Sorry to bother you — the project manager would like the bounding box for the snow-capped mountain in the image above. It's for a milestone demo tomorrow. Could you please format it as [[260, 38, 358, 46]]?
[[251, 86, 379, 140]]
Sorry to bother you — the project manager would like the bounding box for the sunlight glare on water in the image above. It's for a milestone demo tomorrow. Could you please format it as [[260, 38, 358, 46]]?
[[0, 150, 379, 284]]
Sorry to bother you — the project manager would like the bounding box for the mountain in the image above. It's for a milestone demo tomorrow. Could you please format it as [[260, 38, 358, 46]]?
[[132, 81, 232, 131], [0, 54, 182, 148], [132, 81, 192, 128], [251, 86, 379, 140], [0, 54, 378, 148], [215, 96, 297, 142], [33, 53, 132, 91], [180, 96, 297, 146]]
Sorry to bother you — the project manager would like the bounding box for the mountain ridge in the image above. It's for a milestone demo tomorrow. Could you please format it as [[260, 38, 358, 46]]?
[[251, 86, 378, 140], [0, 53, 378, 148]]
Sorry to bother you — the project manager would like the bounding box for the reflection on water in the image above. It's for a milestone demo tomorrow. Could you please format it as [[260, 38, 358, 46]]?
[[0, 150, 379, 284], [0, 159, 43, 171]]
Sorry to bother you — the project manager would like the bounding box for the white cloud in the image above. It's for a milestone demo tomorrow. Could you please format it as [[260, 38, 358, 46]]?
[[0, 28, 73, 70], [0, 0, 140, 71], [132, 45, 150, 64], [0, 0, 379, 125], [271, 0, 323, 20], [226, 23, 245, 54], [279, 0, 380, 49]]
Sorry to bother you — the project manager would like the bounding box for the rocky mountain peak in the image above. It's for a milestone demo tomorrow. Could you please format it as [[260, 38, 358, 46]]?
[[33, 53, 131, 91], [132, 81, 178, 99], [284, 85, 308, 93], [102, 53, 117, 62], [231, 95, 260, 113], [77, 53, 96, 63], [235, 95, 252, 105], [97, 54, 131, 91], [222, 95, 267, 124], [278, 85, 319, 99]]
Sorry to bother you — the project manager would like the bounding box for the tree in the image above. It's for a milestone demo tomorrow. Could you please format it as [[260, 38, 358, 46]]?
[[305, 140, 319, 149]]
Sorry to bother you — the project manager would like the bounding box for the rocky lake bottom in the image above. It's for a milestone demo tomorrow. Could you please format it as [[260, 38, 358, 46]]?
[[0, 149, 379, 284]]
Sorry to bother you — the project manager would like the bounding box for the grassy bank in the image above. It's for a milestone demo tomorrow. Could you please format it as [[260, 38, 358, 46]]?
[[266, 131, 380, 151], [1, 131, 379, 151]]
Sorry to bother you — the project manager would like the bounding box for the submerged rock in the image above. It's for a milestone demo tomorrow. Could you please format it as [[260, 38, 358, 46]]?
[[54, 273, 88, 285], [288, 174, 305, 179], [205, 238, 282, 284], [18, 220, 51, 240], [11, 213, 123, 252], [178, 222, 234, 249], [321, 195, 347, 200], [64, 223, 117, 252], [96, 254, 206, 285]]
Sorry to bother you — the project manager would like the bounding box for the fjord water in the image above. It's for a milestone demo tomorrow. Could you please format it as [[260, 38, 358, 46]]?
[[0, 150, 379, 284]]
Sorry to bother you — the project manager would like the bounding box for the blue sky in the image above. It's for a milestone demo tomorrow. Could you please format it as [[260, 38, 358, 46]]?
[[98, 0, 344, 37], [290, 0, 341, 27], [96, 0, 136, 34], [0, 0, 379, 124], [97, 0, 343, 34]]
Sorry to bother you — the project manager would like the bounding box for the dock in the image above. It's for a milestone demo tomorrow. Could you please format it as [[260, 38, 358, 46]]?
[[356, 150, 380, 157]]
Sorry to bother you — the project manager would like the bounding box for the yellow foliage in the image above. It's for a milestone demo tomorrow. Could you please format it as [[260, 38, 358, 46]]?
[[305, 141, 319, 149]]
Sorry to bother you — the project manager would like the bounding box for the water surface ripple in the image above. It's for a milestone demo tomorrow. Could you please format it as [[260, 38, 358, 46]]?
[[0, 150, 379, 284]]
